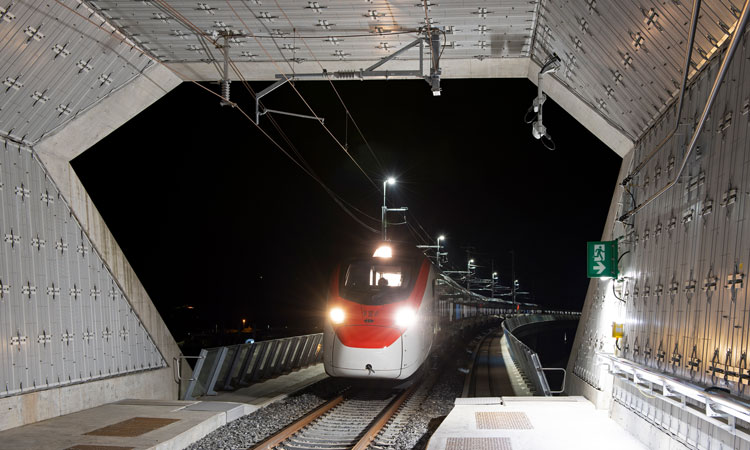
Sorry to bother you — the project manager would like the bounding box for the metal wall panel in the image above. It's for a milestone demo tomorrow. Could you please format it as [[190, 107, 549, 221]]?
[[87, 0, 536, 64], [533, 0, 745, 140], [572, 24, 750, 449], [0, 0, 154, 145], [0, 138, 165, 398]]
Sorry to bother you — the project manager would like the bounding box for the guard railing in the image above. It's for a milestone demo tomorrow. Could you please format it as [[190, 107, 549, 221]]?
[[502, 313, 579, 396], [182, 333, 323, 400]]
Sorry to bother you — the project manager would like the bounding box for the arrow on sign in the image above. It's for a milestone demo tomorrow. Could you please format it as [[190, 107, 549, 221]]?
[[595, 261, 606, 275]]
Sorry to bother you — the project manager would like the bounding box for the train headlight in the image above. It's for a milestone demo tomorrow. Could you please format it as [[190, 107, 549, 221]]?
[[395, 307, 416, 327], [330, 307, 345, 324]]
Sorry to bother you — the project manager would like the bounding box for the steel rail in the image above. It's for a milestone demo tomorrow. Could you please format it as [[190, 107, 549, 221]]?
[[250, 384, 417, 450], [352, 384, 418, 450], [250, 394, 345, 450]]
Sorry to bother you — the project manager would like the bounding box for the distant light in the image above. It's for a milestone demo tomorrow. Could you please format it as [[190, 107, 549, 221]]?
[[373, 245, 393, 258], [395, 307, 416, 327], [330, 307, 345, 324], [438, 235, 445, 241], [469, 259, 474, 264], [493, 272, 498, 276], [387, 177, 396, 185]]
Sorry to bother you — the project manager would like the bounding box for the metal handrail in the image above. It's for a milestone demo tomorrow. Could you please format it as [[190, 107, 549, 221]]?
[[600, 353, 750, 428], [173, 355, 204, 383], [502, 314, 578, 396], [181, 333, 324, 400]]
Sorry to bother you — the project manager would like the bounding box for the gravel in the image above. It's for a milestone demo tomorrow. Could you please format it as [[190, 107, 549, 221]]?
[[380, 352, 467, 450], [185, 377, 348, 450]]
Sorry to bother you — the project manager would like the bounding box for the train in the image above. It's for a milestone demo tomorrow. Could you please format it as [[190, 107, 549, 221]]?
[[322, 242, 534, 379]]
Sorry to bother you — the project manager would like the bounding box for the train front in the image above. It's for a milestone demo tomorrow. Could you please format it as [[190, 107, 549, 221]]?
[[323, 244, 432, 379]]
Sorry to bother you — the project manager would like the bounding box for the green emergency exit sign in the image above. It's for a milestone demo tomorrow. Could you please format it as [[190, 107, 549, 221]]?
[[587, 241, 618, 278]]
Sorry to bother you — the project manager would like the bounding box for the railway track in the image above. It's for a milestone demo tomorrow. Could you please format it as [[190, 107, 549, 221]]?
[[251, 382, 418, 450], [464, 329, 516, 397]]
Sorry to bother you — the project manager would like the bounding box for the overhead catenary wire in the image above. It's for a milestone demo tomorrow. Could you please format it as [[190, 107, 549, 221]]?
[[63, 0, 445, 247], [55, 0, 382, 234], [149, 0, 379, 190], [269, 0, 386, 173], [223, 59, 382, 233], [259, 0, 450, 245], [221, 0, 380, 190]]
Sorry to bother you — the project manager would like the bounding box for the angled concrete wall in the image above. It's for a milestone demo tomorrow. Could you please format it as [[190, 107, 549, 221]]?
[[0, 63, 183, 431]]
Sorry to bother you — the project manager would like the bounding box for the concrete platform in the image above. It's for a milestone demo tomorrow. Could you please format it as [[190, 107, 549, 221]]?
[[0, 364, 327, 449], [427, 396, 647, 450]]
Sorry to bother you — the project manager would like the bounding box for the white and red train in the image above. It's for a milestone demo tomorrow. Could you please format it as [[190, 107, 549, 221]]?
[[323, 242, 528, 379]]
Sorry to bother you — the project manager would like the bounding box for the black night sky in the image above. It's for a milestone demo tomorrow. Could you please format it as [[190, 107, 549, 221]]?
[[71, 78, 621, 341]]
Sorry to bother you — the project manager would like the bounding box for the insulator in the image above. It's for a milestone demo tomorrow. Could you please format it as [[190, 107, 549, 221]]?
[[221, 79, 230, 102], [334, 71, 356, 79]]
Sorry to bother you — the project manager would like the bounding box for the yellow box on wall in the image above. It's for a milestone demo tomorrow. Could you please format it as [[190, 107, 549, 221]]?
[[612, 322, 624, 338]]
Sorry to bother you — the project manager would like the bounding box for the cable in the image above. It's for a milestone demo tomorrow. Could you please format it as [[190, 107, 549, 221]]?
[[224, 61, 381, 233], [71, 1, 380, 234], [223, 0, 380, 190], [152, 0, 380, 190], [270, 0, 387, 173]]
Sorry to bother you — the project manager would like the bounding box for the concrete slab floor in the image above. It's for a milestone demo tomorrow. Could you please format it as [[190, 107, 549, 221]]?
[[0, 364, 328, 449], [427, 396, 648, 450], [0, 400, 250, 450]]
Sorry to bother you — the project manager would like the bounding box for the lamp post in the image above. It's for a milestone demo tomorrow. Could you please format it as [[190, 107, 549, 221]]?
[[416, 234, 447, 268], [467, 258, 476, 290], [381, 177, 407, 241], [510, 250, 516, 307], [437, 235, 445, 268], [382, 177, 396, 240]]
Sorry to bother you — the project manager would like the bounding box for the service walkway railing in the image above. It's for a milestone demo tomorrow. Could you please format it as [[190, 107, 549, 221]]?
[[179, 333, 323, 400], [502, 313, 579, 396]]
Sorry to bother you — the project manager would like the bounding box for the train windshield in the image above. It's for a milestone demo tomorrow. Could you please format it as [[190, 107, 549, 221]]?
[[341, 259, 415, 305]]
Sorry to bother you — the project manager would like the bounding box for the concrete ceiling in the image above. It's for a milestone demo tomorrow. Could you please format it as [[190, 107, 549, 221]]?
[[0, 0, 745, 156]]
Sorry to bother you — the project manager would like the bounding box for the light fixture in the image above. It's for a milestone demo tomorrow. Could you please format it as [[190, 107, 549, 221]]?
[[387, 177, 396, 185], [373, 245, 393, 258], [330, 307, 345, 324]]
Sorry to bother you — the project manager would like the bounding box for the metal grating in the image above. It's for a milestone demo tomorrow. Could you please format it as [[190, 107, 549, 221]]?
[[446, 437, 512, 450], [85, 417, 180, 437], [66, 446, 134, 450], [475, 412, 533, 430]]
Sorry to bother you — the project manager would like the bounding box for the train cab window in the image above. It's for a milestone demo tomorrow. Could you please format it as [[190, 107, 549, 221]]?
[[341, 260, 415, 304]]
